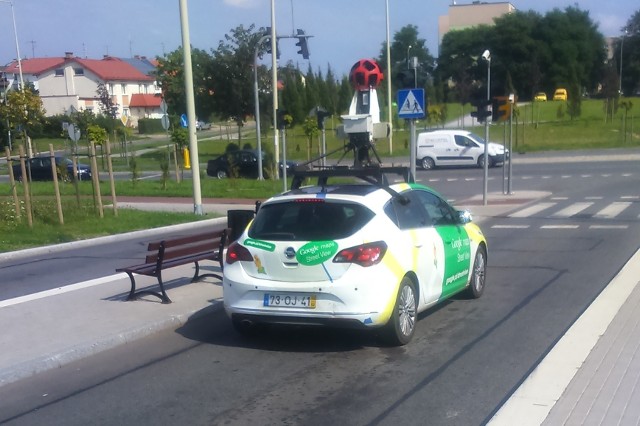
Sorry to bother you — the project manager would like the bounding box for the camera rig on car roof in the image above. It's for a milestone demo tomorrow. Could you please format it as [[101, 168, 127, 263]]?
[[291, 58, 413, 191]]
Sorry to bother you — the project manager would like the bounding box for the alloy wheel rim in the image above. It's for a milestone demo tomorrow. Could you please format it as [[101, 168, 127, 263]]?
[[398, 285, 417, 336], [474, 252, 486, 291]]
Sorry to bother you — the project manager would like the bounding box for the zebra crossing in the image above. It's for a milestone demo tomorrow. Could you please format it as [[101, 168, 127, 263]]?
[[494, 196, 639, 230]]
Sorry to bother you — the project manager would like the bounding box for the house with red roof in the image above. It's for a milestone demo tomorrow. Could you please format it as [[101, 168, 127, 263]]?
[[3, 52, 161, 127]]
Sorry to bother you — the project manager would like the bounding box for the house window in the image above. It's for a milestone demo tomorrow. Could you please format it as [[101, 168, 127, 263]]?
[[108, 84, 114, 95], [55, 69, 64, 77], [121, 84, 126, 94], [74, 68, 84, 76]]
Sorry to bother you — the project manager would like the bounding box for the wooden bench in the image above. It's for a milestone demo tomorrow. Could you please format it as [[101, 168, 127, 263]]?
[[116, 228, 229, 304]]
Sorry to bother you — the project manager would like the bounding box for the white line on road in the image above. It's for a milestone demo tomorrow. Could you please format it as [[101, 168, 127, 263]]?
[[508, 202, 557, 218], [552, 202, 593, 218], [0, 274, 126, 309], [589, 225, 629, 229], [540, 225, 580, 229], [594, 202, 632, 219], [492, 225, 530, 229]]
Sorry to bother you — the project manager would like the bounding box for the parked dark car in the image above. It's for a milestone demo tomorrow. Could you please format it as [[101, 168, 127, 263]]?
[[12, 155, 92, 182], [206, 149, 297, 179]]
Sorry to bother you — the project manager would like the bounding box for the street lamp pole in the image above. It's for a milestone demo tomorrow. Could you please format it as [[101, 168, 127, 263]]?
[[178, 0, 203, 215], [385, 0, 393, 154], [1, 0, 25, 90], [619, 29, 627, 96], [482, 50, 491, 206], [254, 36, 269, 180], [270, 0, 280, 181]]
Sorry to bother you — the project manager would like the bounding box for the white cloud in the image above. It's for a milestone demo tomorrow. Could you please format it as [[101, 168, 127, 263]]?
[[223, 0, 259, 9], [593, 13, 626, 36]]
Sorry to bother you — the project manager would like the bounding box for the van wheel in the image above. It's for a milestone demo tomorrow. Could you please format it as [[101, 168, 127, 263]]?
[[216, 169, 228, 179], [421, 157, 436, 170]]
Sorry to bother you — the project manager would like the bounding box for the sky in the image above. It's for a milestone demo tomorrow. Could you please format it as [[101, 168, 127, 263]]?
[[0, 0, 636, 77]]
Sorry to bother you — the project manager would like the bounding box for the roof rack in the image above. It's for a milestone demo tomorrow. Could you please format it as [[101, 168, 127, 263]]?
[[290, 165, 413, 190]]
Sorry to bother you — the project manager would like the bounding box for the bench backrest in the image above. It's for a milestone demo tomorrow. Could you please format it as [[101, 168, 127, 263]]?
[[145, 229, 229, 267]]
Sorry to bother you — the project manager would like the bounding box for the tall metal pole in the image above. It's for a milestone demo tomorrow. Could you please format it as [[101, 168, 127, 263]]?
[[178, 0, 203, 215], [619, 29, 627, 95], [3, 0, 24, 89], [482, 52, 491, 206], [254, 36, 268, 180], [271, 0, 280, 179], [385, 0, 393, 155]]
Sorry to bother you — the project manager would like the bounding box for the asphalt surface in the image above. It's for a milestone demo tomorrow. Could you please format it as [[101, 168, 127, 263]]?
[[1, 148, 640, 424]]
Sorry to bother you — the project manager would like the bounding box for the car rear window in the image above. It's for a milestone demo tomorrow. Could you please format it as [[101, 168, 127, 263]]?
[[248, 200, 374, 241]]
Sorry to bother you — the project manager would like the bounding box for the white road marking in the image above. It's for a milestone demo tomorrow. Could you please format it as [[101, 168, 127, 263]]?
[[540, 225, 580, 229], [589, 225, 629, 229], [551, 202, 593, 218], [581, 174, 592, 178], [492, 225, 530, 229], [594, 202, 632, 219], [508, 203, 557, 218], [550, 197, 568, 200], [584, 196, 602, 200], [0, 274, 126, 308], [621, 196, 639, 200], [561, 175, 572, 178], [488, 248, 640, 426]]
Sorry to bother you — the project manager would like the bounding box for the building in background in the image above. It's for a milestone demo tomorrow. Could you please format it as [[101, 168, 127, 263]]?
[[2, 52, 160, 127], [438, 1, 516, 52]]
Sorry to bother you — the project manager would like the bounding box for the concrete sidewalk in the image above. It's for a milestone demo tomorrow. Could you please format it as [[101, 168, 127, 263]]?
[[0, 264, 224, 387]]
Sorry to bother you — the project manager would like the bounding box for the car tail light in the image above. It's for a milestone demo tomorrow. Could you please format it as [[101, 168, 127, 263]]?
[[333, 241, 388, 267], [226, 241, 253, 264]]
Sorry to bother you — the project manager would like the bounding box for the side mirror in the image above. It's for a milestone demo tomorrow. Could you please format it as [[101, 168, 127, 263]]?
[[457, 210, 473, 224]]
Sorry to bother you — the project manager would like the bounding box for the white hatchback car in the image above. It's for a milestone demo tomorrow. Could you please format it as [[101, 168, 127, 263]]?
[[223, 168, 488, 345]]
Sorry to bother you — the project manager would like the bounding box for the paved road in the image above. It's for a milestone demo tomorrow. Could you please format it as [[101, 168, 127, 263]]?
[[0, 149, 639, 425]]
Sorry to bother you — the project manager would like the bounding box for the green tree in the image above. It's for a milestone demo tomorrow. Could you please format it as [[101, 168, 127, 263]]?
[[96, 83, 117, 118], [155, 48, 215, 120], [0, 86, 46, 153], [378, 25, 435, 91], [616, 10, 640, 96], [209, 24, 265, 140]]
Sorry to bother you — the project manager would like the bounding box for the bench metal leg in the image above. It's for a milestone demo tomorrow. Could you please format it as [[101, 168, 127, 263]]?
[[191, 261, 223, 283], [125, 271, 172, 304]]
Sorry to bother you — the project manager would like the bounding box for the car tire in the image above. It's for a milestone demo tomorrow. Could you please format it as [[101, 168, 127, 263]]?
[[216, 169, 228, 179], [382, 277, 418, 346], [477, 155, 488, 168], [421, 157, 436, 170], [465, 245, 487, 299]]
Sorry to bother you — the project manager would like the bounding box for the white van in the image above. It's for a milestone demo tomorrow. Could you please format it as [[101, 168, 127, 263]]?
[[416, 129, 507, 170]]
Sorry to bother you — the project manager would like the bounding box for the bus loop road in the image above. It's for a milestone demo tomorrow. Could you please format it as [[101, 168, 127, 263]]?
[[0, 149, 639, 425]]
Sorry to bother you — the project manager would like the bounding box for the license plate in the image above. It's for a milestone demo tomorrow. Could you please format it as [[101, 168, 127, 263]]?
[[263, 293, 316, 308]]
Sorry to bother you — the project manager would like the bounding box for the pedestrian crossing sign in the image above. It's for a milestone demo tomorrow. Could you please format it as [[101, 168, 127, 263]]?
[[397, 89, 426, 119]]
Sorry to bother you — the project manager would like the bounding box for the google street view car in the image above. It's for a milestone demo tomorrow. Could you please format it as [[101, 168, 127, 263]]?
[[223, 167, 488, 345]]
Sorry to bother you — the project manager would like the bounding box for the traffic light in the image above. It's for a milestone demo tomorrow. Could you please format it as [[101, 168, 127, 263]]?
[[492, 96, 510, 122], [276, 109, 289, 129], [470, 99, 492, 123], [264, 27, 280, 59], [295, 29, 310, 59], [316, 108, 331, 130], [395, 70, 414, 89]]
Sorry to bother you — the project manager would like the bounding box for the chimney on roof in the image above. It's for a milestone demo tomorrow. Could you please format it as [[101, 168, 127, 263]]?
[[64, 52, 73, 59]]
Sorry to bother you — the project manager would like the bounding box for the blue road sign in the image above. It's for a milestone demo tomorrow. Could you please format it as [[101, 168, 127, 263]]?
[[180, 113, 188, 128], [397, 89, 426, 119]]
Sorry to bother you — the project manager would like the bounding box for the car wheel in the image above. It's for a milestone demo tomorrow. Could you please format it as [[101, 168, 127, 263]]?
[[420, 157, 436, 170], [383, 277, 417, 346], [477, 155, 487, 168], [465, 245, 487, 299], [216, 169, 228, 179]]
